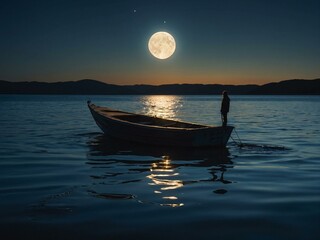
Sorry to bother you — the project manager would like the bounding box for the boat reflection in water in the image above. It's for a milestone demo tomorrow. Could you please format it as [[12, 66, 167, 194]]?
[[87, 134, 234, 207]]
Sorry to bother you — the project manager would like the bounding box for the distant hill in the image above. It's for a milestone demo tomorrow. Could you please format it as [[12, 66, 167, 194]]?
[[125, 83, 258, 95], [0, 79, 133, 95], [0, 78, 319, 95], [247, 79, 320, 95]]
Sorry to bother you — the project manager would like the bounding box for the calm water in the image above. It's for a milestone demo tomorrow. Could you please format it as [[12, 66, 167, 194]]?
[[0, 95, 319, 239]]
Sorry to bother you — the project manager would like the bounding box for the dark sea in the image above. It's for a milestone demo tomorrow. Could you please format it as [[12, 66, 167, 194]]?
[[0, 95, 319, 240]]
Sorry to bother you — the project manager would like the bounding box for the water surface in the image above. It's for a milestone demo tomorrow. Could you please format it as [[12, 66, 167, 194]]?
[[0, 95, 319, 239]]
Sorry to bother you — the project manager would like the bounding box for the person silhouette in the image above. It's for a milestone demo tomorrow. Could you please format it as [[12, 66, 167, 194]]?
[[220, 91, 230, 127]]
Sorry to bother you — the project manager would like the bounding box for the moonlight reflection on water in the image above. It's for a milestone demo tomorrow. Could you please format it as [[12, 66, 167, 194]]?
[[141, 95, 183, 120]]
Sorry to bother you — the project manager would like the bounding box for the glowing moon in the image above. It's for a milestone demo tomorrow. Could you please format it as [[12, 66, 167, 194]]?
[[148, 31, 176, 59]]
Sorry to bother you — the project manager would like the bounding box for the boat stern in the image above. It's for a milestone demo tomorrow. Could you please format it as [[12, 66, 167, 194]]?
[[193, 126, 234, 147]]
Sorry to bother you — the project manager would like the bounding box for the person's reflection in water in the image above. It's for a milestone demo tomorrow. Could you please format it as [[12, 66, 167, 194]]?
[[208, 165, 233, 184]]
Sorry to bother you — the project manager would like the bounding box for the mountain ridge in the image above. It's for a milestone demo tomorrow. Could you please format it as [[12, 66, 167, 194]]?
[[0, 78, 319, 95]]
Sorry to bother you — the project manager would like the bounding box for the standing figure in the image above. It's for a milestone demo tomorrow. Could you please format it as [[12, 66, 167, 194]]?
[[220, 91, 230, 127]]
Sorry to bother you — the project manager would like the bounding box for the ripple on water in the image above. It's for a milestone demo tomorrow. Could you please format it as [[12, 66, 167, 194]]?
[[0, 95, 319, 239]]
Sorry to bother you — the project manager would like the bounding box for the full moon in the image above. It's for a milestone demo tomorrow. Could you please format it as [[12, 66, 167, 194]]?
[[148, 31, 176, 59]]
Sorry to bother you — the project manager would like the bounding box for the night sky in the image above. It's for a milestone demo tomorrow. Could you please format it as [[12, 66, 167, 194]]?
[[1, 0, 319, 85]]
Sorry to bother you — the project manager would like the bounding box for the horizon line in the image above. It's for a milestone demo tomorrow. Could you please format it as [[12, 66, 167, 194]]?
[[1, 78, 319, 87]]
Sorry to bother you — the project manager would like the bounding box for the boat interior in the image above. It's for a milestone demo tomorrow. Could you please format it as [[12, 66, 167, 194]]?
[[115, 114, 205, 129], [92, 104, 207, 129]]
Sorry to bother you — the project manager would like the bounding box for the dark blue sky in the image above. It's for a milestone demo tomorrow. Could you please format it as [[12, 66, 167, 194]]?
[[1, 0, 319, 85]]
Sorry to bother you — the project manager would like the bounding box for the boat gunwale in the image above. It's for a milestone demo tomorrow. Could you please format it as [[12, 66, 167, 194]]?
[[88, 103, 223, 131]]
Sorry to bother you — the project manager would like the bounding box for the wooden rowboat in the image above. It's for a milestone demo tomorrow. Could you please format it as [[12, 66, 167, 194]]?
[[88, 101, 234, 148]]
